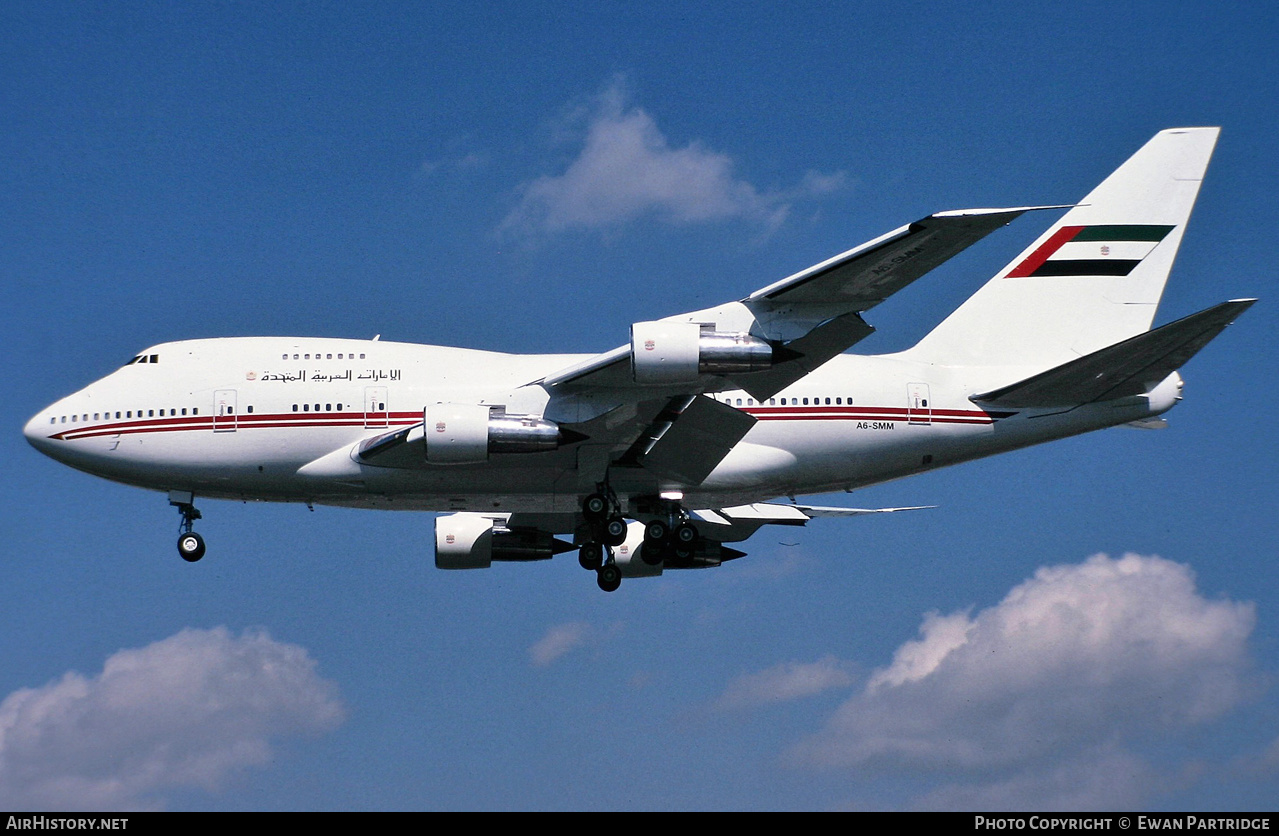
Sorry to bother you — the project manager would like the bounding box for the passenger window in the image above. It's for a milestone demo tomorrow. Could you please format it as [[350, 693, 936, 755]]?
[[303, 404, 309, 411], [247, 405, 253, 413], [327, 354, 332, 360], [336, 403, 343, 411], [292, 404, 298, 412], [192, 408, 198, 415]]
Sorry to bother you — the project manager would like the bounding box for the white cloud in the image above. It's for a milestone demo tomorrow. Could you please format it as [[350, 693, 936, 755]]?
[[912, 747, 1167, 811], [717, 656, 854, 709], [0, 627, 344, 811], [502, 82, 843, 235], [528, 622, 593, 667], [789, 554, 1256, 808]]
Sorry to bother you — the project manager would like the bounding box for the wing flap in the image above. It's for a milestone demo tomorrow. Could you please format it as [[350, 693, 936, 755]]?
[[631, 395, 757, 484]]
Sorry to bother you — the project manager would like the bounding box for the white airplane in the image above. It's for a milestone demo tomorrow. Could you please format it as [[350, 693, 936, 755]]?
[[24, 128, 1254, 591]]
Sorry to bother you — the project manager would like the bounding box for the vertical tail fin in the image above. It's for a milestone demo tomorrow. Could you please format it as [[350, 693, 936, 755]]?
[[906, 128, 1220, 369]]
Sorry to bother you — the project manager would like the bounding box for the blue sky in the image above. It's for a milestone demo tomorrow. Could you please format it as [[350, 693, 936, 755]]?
[[3, 2, 1277, 810]]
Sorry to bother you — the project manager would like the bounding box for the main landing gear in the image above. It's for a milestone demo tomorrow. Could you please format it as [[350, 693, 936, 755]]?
[[170, 490, 205, 562], [580, 490, 628, 592], [577, 490, 702, 591], [639, 498, 699, 566]]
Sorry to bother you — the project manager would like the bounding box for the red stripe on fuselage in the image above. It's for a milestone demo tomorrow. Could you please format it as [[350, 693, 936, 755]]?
[[49, 411, 420, 441]]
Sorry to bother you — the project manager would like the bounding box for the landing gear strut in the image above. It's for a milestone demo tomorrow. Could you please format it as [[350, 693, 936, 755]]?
[[581, 487, 627, 591], [170, 491, 205, 562]]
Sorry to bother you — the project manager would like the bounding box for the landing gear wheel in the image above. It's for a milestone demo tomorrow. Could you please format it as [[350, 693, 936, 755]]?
[[640, 542, 665, 566], [582, 493, 609, 522], [578, 542, 604, 571], [177, 531, 206, 562], [597, 563, 622, 592], [602, 516, 628, 547], [643, 519, 669, 545], [674, 522, 698, 545]]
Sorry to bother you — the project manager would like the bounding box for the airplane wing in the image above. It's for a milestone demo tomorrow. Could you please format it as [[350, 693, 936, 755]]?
[[688, 502, 935, 543], [745, 207, 1064, 311], [540, 207, 1054, 403], [498, 502, 934, 546], [531, 208, 1052, 485]]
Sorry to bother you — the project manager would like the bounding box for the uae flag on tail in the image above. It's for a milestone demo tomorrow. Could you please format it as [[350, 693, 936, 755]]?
[[1006, 224, 1174, 278]]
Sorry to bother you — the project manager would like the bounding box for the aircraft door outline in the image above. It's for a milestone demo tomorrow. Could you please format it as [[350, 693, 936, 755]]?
[[213, 389, 238, 432], [908, 383, 932, 426], [364, 386, 389, 429]]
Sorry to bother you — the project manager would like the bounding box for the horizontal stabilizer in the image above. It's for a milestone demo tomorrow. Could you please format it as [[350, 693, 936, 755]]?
[[972, 299, 1255, 408]]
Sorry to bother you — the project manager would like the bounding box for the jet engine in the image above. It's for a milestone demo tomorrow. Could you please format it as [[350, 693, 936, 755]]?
[[424, 404, 570, 464], [434, 513, 571, 569], [630, 321, 775, 385]]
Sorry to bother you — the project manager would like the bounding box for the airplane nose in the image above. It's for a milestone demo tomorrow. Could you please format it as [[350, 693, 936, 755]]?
[[24, 409, 56, 456]]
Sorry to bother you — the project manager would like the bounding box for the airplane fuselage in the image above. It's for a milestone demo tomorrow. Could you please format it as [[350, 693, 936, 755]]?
[[24, 335, 1179, 514]]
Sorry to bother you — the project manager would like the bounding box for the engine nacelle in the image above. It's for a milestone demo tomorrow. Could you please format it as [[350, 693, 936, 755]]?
[[424, 404, 565, 464], [630, 321, 774, 385], [612, 521, 663, 578], [434, 513, 565, 569]]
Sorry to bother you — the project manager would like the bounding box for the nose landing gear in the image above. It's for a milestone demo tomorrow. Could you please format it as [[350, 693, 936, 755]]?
[[169, 490, 205, 562]]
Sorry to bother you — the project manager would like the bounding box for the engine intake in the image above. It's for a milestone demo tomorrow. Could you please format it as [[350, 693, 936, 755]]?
[[630, 321, 774, 385]]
